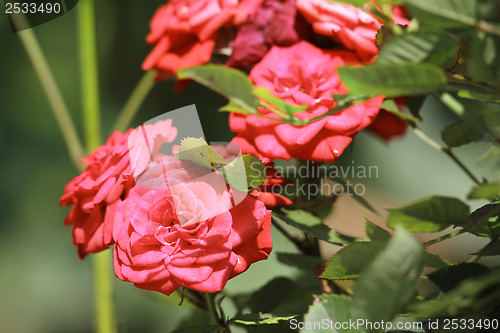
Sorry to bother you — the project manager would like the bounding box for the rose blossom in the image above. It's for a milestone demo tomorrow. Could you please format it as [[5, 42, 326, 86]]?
[[296, 0, 410, 62], [113, 159, 272, 295], [229, 41, 384, 162], [60, 120, 177, 259], [142, 0, 265, 80], [250, 163, 293, 208], [366, 97, 408, 141]]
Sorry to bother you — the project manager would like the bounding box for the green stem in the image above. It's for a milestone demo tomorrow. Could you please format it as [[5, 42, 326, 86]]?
[[112, 71, 156, 133], [422, 229, 466, 248], [410, 124, 481, 185], [203, 293, 220, 326], [14, 15, 85, 170], [91, 251, 116, 333], [78, 2, 115, 332], [79, 0, 101, 151]]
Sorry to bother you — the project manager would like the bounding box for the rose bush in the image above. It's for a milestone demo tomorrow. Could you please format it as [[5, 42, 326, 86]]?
[[60, 120, 177, 258], [229, 41, 384, 162], [142, 0, 265, 80], [113, 159, 272, 295]]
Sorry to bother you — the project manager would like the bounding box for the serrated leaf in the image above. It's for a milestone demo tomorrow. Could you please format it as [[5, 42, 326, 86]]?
[[424, 252, 451, 268], [277, 253, 325, 271], [387, 196, 470, 232], [411, 268, 500, 317], [169, 324, 218, 333], [302, 294, 356, 333], [472, 239, 500, 256], [275, 210, 344, 245], [442, 121, 484, 147], [376, 31, 459, 68], [233, 313, 298, 325], [177, 137, 226, 169], [177, 65, 258, 114], [469, 182, 500, 200], [365, 220, 391, 241], [426, 262, 491, 293], [464, 203, 500, 237], [349, 227, 424, 330], [221, 154, 265, 192], [405, 0, 478, 28], [320, 240, 388, 280], [338, 64, 447, 97]]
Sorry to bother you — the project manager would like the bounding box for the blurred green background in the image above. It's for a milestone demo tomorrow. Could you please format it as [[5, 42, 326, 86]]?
[[0, 1, 499, 332]]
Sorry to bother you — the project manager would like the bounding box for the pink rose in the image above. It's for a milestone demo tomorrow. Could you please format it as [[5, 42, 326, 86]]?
[[113, 159, 272, 295], [296, 0, 409, 62], [142, 0, 265, 80], [250, 163, 293, 208], [60, 120, 177, 258], [229, 41, 384, 162], [366, 97, 408, 141]]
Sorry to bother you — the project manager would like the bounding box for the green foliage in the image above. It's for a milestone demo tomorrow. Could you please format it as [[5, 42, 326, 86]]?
[[404, 0, 478, 28], [424, 252, 451, 268], [365, 220, 391, 241], [302, 294, 355, 333], [442, 121, 485, 147], [338, 64, 447, 97], [349, 227, 425, 332], [275, 210, 345, 245], [277, 253, 325, 271], [463, 203, 500, 237], [233, 313, 298, 325], [472, 238, 500, 256], [426, 262, 491, 292], [177, 137, 227, 169], [177, 65, 258, 115], [246, 278, 296, 313], [321, 241, 387, 280], [375, 31, 459, 68], [469, 182, 500, 200], [468, 31, 500, 90], [387, 196, 470, 232]]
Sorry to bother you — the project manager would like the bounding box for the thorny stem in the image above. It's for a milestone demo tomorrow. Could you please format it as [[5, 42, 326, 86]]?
[[422, 229, 467, 248]]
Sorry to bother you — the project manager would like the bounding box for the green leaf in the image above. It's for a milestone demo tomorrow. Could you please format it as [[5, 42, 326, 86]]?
[[442, 121, 484, 147], [276, 210, 344, 245], [176, 137, 227, 169], [406, 95, 427, 120], [221, 154, 266, 192], [277, 253, 325, 271], [426, 262, 491, 293], [177, 65, 258, 114], [469, 182, 500, 200], [387, 196, 470, 232], [464, 203, 500, 237], [253, 87, 307, 116], [169, 324, 218, 333], [338, 64, 447, 97], [349, 227, 424, 330], [424, 252, 451, 268], [468, 31, 500, 89], [365, 220, 391, 241], [404, 0, 478, 28], [458, 89, 500, 103], [233, 313, 298, 326], [320, 240, 388, 280], [247, 277, 296, 313], [376, 31, 459, 68], [472, 239, 500, 256], [328, 176, 377, 213], [410, 268, 500, 317], [381, 99, 421, 122], [302, 294, 356, 333], [329, 0, 370, 7]]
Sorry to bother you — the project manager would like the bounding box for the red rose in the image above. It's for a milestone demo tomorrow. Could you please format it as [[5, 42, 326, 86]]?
[[113, 159, 272, 295], [296, 0, 409, 62], [229, 41, 384, 162], [142, 0, 264, 80], [60, 120, 177, 258], [366, 97, 408, 141], [250, 163, 293, 208]]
